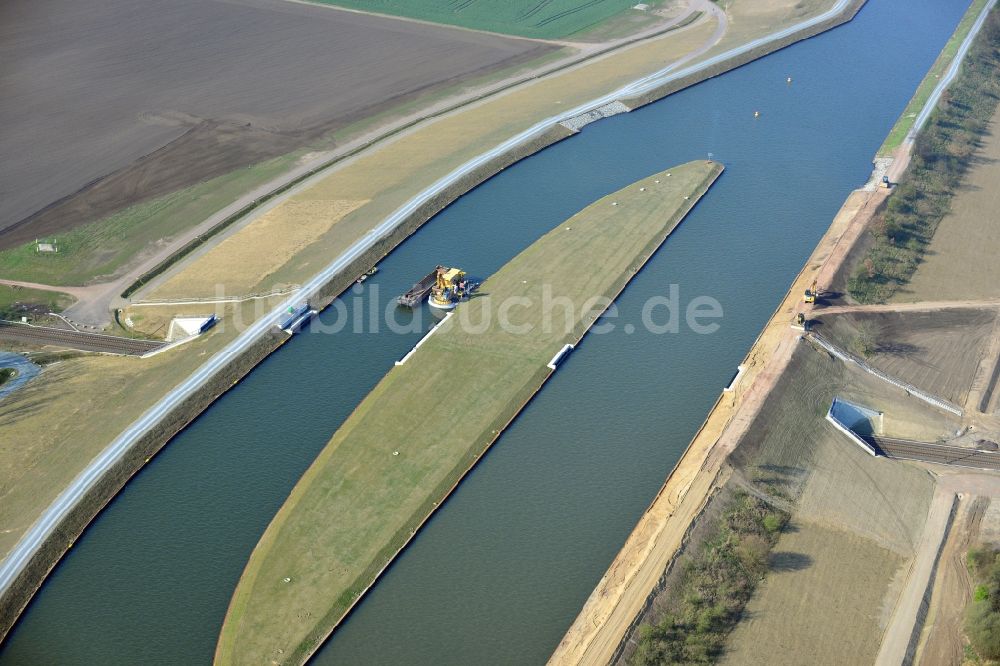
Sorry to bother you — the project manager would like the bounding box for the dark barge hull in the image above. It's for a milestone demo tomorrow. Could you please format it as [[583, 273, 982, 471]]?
[[396, 269, 439, 308]]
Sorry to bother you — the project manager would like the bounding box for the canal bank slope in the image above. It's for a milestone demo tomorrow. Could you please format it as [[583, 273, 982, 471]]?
[[215, 162, 723, 665]]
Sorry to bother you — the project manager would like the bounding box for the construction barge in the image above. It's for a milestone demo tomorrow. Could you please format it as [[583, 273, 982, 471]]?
[[396, 266, 476, 309], [396, 269, 439, 308]]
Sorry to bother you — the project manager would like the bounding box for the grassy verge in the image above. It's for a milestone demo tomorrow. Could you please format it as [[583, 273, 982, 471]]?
[[848, 7, 1000, 304], [0, 155, 298, 287], [877, 0, 991, 157], [631, 492, 789, 665], [965, 546, 1000, 660], [0, 285, 75, 320], [215, 162, 722, 665]]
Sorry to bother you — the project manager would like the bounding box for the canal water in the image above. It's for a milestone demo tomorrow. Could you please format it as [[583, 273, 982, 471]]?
[[0, 0, 972, 663]]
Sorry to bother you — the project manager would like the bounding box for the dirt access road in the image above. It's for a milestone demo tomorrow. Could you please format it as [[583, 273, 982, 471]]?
[[881, 475, 1000, 666], [0, 0, 551, 246]]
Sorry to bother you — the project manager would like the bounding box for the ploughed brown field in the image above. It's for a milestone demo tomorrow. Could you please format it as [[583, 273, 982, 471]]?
[[0, 0, 552, 247]]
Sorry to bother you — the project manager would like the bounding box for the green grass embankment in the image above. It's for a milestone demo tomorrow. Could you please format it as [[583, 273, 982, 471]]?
[[0, 285, 75, 320], [877, 0, 991, 158], [0, 156, 297, 287], [848, 7, 1000, 303], [215, 160, 723, 665]]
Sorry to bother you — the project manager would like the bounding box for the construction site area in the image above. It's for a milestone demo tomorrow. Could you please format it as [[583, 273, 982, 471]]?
[[551, 5, 1000, 663]]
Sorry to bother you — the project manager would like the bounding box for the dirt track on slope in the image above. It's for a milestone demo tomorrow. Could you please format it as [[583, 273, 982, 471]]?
[[0, 0, 551, 247]]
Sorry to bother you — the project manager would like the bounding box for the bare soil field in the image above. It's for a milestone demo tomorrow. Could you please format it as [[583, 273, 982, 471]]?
[[982, 497, 1000, 546], [721, 521, 905, 666], [0, 0, 551, 247], [614, 342, 948, 665], [731, 344, 942, 552], [813, 308, 998, 408], [897, 108, 1000, 303], [713, 345, 949, 664]]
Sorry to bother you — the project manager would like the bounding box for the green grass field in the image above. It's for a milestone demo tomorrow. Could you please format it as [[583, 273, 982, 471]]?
[[0, 155, 297, 287], [877, 0, 990, 157], [315, 0, 657, 39], [215, 160, 722, 665]]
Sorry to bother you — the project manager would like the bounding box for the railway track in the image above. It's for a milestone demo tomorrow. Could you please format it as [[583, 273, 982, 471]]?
[[869, 435, 1000, 472], [0, 320, 163, 356]]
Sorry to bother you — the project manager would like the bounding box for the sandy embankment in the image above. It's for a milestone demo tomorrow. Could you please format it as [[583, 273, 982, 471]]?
[[549, 178, 892, 666]]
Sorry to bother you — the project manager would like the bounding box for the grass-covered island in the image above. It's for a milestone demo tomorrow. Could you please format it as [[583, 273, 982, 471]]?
[[215, 160, 723, 665]]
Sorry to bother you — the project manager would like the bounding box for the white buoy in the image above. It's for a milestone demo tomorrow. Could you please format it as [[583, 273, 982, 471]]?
[[786, 76, 792, 84], [754, 110, 760, 118]]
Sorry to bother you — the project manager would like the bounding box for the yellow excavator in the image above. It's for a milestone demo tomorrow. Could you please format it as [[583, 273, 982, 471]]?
[[804, 279, 818, 304], [429, 266, 467, 310]]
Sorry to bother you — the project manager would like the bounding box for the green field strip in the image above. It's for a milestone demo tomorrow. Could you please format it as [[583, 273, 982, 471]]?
[[877, 0, 990, 158], [313, 0, 656, 39]]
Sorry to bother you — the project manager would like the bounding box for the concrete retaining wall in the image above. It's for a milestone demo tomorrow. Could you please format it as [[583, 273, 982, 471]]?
[[826, 397, 880, 456]]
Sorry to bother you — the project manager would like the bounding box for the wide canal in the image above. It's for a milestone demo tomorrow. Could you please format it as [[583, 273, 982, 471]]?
[[0, 0, 972, 662]]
